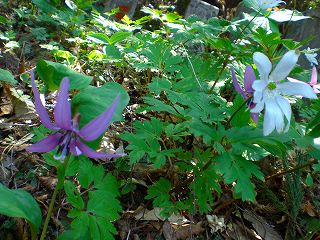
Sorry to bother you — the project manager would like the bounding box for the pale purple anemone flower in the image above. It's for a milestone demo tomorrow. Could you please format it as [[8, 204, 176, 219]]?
[[288, 66, 320, 93], [231, 66, 259, 123], [27, 71, 125, 160]]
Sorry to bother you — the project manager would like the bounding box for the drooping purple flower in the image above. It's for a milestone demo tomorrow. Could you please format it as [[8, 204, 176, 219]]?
[[231, 65, 259, 123], [27, 71, 125, 160]]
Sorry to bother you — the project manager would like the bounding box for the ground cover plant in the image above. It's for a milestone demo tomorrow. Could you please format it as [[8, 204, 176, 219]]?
[[0, 0, 319, 239]]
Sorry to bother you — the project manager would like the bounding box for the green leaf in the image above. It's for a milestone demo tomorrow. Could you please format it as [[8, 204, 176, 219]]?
[[87, 33, 110, 45], [36, 60, 92, 90], [89, 216, 100, 240], [0, 15, 8, 24], [121, 118, 175, 167], [148, 77, 172, 94], [61, 174, 121, 240], [78, 157, 105, 189], [165, 123, 189, 142], [103, 45, 122, 60], [0, 183, 42, 235], [109, 32, 131, 45], [192, 150, 222, 214], [78, 157, 94, 189], [32, 0, 57, 13], [146, 178, 172, 207], [215, 152, 264, 202], [72, 82, 129, 127], [143, 96, 178, 115], [64, 180, 85, 210], [0, 68, 17, 84], [230, 95, 250, 127], [305, 173, 314, 187], [227, 127, 288, 157], [188, 119, 216, 145], [58, 210, 89, 239]]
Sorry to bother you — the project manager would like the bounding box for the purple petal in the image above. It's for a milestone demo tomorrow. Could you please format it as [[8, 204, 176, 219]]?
[[231, 68, 246, 99], [310, 66, 318, 86], [76, 140, 126, 159], [244, 65, 256, 93], [69, 139, 82, 156], [250, 113, 259, 124], [30, 71, 58, 130], [54, 77, 72, 130], [79, 95, 120, 142], [26, 133, 62, 153]]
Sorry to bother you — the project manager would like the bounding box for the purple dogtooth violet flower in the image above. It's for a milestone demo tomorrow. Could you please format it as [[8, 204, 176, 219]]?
[[288, 66, 320, 94], [26, 71, 126, 160], [231, 65, 259, 123]]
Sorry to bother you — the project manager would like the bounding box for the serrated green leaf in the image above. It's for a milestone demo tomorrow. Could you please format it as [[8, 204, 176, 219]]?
[[148, 77, 172, 94], [144, 96, 178, 115], [89, 216, 100, 240], [78, 157, 94, 189], [62, 174, 120, 239], [215, 153, 263, 202], [64, 180, 84, 210], [146, 178, 172, 207]]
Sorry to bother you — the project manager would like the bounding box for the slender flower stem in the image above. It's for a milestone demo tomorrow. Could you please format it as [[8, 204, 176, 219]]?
[[40, 155, 72, 240], [226, 96, 252, 127], [208, 12, 259, 94], [237, 11, 260, 40], [208, 57, 229, 94]]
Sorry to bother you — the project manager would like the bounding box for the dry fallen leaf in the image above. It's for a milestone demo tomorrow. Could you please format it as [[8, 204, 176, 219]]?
[[243, 210, 283, 240], [206, 214, 225, 233], [175, 222, 204, 239], [134, 207, 188, 224], [301, 201, 317, 217], [163, 221, 177, 240], [226, 220, 261, 240], [38, 176, 58, 190], [0, 104, 13, 116]]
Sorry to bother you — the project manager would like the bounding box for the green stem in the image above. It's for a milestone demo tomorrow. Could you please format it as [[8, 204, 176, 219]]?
[[236, 11, 260, 40], [226, 96, 252, 127], [39, 155, 71, 240], [208, 12, 259, 94]]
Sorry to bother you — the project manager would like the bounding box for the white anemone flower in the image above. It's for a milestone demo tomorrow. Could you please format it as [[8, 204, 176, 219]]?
[[305, 47, 318, 66], [256, 0, 285, 10], [251, 50, 317, 136]]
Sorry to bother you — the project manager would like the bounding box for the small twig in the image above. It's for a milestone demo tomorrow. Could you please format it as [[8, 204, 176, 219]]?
[[126, 229, 131, 240], [265, 159, 317, 181], [208, 58, 229, 94]]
